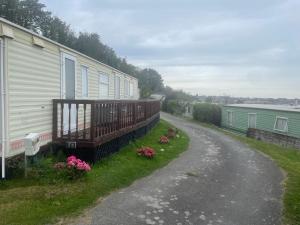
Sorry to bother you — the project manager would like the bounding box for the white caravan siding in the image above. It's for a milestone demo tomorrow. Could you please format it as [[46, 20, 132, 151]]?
[[0, 19, 139, 157], [7, 29, 60, 157]]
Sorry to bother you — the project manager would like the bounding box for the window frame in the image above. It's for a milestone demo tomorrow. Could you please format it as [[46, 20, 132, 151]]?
[[129, 81, 134, 98], [247, 113, 257, 129], [114, 75, 121, 99], [99, 72, 109, 99], [61, 52, 77, 99], [81, 66, 88, 98], [274, 116, 288, 132], [124, 78, 129, 98]]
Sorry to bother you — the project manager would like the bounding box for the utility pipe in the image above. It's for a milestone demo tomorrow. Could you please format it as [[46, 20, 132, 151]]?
[[1, 39, 5, 179]]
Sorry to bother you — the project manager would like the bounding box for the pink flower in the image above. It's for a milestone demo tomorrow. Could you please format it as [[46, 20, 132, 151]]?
[[136, 147, 156, 159], [55, 155, 92, 178], [67, 155, 77, 163], [67, 160, 76, 167], [85, 163, 91, 171]]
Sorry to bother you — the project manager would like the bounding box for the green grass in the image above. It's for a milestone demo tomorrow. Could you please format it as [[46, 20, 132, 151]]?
[[0, 120, 189, 225], [191, 118, 300, 225]]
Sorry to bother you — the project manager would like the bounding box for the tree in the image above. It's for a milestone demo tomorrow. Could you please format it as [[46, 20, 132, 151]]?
[[138, 69, 164, 98], [205, 96, 213, 103], [0, 0, 47, 32]]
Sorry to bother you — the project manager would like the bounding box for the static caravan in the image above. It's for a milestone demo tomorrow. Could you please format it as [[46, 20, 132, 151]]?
[[0, 18, 148, 178], [221, 104, 300, 139]]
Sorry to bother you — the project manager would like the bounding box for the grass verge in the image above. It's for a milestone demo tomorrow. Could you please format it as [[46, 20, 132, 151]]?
[[191, 118, 300, 225], [0, 120, 189, 225]]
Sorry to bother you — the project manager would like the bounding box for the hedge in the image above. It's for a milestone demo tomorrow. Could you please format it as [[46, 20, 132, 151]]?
[[193, 103, 221, 126]]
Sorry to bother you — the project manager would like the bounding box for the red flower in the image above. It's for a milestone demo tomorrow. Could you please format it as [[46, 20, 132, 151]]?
[[159, 136, 169, 144], [136, 147, 156, 159]]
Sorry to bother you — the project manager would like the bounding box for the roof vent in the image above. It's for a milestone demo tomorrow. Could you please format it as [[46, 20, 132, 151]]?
[[32, 36, 45, 48], [0, 24, 14, 39]]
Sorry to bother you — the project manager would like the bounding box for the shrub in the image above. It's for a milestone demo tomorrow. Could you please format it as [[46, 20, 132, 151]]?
[[193, 103, 221, 126], [167, 127, 177, 139], [6, 155, 24, 178], [26, 157, 56, 181], [54, 155, 91, 180], [159, 136, 169, 144], [162, 99, 185, 115], [137, 147, 156, 159]]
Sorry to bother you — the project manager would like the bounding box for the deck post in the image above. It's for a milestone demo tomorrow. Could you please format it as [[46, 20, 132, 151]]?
[[90, 101, 95, 141], [52, 100, 58, 141], [117, 102, 121, 130]]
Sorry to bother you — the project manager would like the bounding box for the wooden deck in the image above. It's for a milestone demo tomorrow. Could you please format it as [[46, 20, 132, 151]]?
[[52, 99, 160, 148]]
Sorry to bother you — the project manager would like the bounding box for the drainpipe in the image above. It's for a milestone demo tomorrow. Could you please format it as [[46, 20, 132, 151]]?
[[1, 39, 6, 179]]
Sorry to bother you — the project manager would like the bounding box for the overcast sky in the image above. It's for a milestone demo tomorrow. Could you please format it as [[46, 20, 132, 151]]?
[[41, 0, 300, 98]]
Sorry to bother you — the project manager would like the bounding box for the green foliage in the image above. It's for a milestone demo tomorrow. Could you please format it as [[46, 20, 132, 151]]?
[[193, 103, 221, 126], [54, 149, 67, 163], [162, 99, 185, 115], [161, 86, 194, 115], [5, 155, 24, 178], [26, 158, 56, 181], [25, 155, 76, 184], [163, 86, 193, 101], [0, 0, 46, 32], [139, 68, 164, 98], [205, 96, 213, 103], [0, 120, 189, 225]]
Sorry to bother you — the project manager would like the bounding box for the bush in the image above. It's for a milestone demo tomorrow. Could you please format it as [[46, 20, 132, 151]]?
[[162, 99, 185, 115], [193, 103, 221, 126], [54, 156, 91, 180], [166, 127, 177, 139], [159, 136, 169, 144], [26, 157, 61, 183], [137, 147, 156, 159]]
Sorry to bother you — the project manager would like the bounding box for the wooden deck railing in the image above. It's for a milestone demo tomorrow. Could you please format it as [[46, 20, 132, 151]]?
[[52, 99, 160, 148]]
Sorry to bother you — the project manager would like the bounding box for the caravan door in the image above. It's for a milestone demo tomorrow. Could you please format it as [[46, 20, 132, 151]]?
[[62, 53, 77, 134]]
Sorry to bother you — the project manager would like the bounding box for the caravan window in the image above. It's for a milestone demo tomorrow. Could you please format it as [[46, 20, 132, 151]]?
[[274, 117, 288, 132], [81, 66, 88, 97], [115, 76, 120, 99], [129, 82, 134, 98], [99, 73, 109, 98], [124, 79, 129, 98]]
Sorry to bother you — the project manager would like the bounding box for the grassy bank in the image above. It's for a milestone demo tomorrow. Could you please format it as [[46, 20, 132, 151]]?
[[0, 120, 189, 225], [191, 118, 300, 225]]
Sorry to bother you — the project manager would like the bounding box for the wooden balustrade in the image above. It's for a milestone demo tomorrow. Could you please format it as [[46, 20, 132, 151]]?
[[52, 99, 160, 148]]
